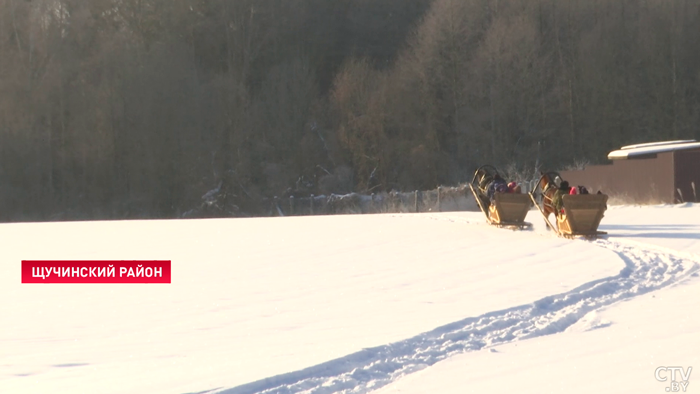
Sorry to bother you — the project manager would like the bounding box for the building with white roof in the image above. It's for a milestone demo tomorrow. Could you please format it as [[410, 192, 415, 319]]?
[[559, 140, 700, 204]]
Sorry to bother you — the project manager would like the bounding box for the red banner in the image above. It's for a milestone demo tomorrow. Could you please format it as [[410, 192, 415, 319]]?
[[21, 260, 171, 284]]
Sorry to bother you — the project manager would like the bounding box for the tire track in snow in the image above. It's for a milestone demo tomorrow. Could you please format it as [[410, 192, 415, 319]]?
[[209, 239, 700, 394]]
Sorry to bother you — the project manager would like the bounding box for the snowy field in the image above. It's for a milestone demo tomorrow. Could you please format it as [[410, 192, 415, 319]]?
[[375, 204, 700, 394], [1, 203, 699, 394]]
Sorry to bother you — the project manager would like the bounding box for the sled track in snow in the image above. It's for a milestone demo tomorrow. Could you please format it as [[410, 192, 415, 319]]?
[[209, 238, 700, 394]]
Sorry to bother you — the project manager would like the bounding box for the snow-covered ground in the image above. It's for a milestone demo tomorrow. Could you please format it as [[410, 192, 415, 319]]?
[[1, 204, 699, 394], [375, 204, 700, 394]]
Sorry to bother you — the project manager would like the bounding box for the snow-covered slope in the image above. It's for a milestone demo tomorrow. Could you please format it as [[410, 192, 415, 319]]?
[[1, 204, 699, 394], [374, 204, 700, 394]]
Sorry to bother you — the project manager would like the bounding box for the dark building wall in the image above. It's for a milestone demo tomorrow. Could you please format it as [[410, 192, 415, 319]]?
[[560, 152, 675, 203], [674, 149, 700, 203]]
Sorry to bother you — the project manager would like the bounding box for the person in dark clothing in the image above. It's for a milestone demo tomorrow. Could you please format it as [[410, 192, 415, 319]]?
[[552, 180, 571, 215], [487, 174, 509, 200]]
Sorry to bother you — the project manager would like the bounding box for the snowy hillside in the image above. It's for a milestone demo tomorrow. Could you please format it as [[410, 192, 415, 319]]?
[[1, 204, 699, 394]]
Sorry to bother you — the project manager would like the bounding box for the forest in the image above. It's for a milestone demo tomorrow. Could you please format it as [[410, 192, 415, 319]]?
[[1, 0, 699, 221]]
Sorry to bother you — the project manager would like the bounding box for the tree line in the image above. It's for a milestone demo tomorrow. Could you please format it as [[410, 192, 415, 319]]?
[[1, 0, 698, 221]]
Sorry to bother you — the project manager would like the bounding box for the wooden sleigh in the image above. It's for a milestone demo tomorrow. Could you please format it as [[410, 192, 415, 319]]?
[[556, 194, 609, 239], [469, 183, 533, 230], [529, 192, 608, 239]]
